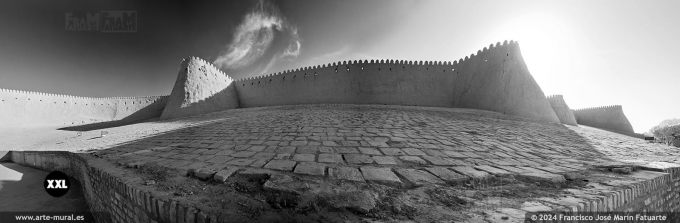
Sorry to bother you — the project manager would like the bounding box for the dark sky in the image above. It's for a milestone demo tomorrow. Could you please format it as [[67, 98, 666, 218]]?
[[1, 0, 679, 132], [0, 0, 260, 97], [0, 0, 415, 97]]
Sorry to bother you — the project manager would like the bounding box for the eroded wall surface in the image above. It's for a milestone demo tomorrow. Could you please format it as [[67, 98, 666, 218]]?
[[160, 57, 239, 119], [573, 105, 635, 135], [0, 89, 167, 128], [233, 41, 559, 123], [547, 95, 578, 126]]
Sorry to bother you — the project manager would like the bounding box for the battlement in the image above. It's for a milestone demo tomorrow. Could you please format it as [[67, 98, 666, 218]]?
[[161, 56, 239, 119], [573, 105, 623, 112], [232, 40, 520, 84], [546, 95, 564, 100], [219, 40, 558, 123], [545, 94, 577, 126], [0, 87, 168, 101], [186, 56, 235, 82], [0, 87, 170, 128], [572, 105, 634, 135]]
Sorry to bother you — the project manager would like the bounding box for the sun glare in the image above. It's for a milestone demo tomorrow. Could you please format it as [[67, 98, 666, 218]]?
[[492, 12, 578, 95]]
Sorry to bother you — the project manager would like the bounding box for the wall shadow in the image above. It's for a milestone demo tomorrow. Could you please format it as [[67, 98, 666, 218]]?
[[576, 124, 644, 139], [573, 106, 636, 137], [58, 99, 167, 132], [0, 162, 89, 211], [160, 83, 239, 120]]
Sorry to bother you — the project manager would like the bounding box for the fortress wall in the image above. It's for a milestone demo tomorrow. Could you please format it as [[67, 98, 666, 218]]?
[[0, 88, 168, 128], [234, 59, 457, 108], [450, 41, 559, 122], [233, 41, 558, 122], [8, 40, 559, 123], [160, 57, 239, 119], [573, 105, 636, 135], [112, 96, 169, 122], [546, 95, 578, 125]]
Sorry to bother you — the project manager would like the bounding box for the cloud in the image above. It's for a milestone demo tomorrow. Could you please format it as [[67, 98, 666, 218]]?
[[282, 27, 301, 57], [259, 26, 302, 74], [214, 0, 301, 71]]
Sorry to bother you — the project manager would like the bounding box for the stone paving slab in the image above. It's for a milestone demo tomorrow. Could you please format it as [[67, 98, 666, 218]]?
[[264, 160, 296, 171], [293, 162, 326, 176], [474, 165, 511, 175], [359, 167, 403, 187], [318, 153, 344, 163], [494, 165, 530, 174], [425, 167, 469, 183], [373, 156, 398, 165], [517, 166, 567, 183], [394, 168, 445, 186], [292, 154, 315, 162], [329, 167, 364, 182], [399, 156, 427, 164]]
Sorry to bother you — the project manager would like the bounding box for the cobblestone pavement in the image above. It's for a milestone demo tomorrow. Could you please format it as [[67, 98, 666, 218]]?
[[84, 104, 680, 187]]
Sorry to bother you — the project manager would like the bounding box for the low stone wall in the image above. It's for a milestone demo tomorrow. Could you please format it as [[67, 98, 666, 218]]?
[[614, 167, 680, 211], [10, 151, 218, 223], [7, 151, 680, 222], [558, 167, 680, 213]]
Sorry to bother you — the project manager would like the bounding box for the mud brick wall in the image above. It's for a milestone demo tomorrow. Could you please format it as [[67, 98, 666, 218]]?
[[615, 167, 680, 211], [233, 41, 559, 123], [160, 41, 560, 123], [0, 89, 168, 128], [546, 95, 577, 126], [10, 151, 221, 223], [161, 57, 239, 120], [573, 105, 635, 136], [570, 167, 680, 212], [2, 41, 561, 126]]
